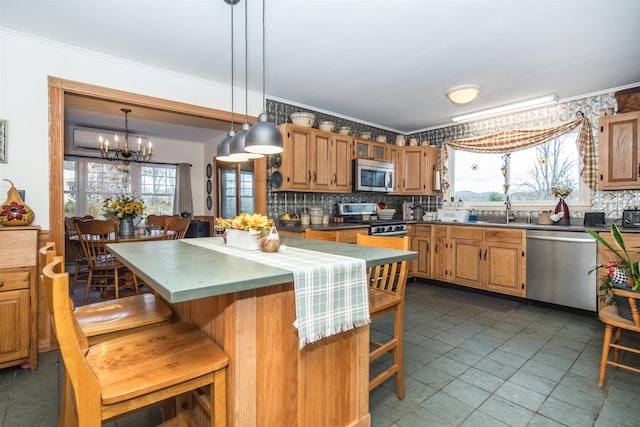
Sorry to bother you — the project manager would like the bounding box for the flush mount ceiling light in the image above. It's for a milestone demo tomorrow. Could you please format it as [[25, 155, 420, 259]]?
[[446, 84, 481, 105], [452, 95, 558, 123]]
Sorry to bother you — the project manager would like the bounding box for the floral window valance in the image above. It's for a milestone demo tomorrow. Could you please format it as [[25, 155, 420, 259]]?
[[440, 116, 596, 194]]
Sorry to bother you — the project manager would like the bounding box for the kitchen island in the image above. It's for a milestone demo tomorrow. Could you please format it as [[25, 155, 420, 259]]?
[[107, 236, 416, 427]]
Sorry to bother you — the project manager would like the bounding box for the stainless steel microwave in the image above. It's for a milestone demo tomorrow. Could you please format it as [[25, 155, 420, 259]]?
[[353, 159, 394, 192]]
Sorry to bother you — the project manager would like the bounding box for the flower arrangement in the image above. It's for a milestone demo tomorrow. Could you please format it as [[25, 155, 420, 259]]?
[[551, 187, 572, 199], [102, 194, 145, 220], [216, 213, 272, 238], [587, 223, 640, 305]]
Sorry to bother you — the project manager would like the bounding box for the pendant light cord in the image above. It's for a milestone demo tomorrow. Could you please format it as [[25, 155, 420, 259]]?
[[230, 2, 235, 129], [244, 0, 249, 122], [262, 0, 266, 108]]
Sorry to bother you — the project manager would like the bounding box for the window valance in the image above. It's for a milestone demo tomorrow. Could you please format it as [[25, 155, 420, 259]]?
[[440, 116, 596, 194]]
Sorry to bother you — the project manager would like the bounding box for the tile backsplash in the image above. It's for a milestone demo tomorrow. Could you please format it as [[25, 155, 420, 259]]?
[[266, 91, 632, 222]]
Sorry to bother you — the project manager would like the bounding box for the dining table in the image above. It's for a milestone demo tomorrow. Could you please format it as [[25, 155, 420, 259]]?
[[106, 236, 417, 427]]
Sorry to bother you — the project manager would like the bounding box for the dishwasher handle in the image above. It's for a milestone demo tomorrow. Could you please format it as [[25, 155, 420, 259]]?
[[527, 234, 595, 244]]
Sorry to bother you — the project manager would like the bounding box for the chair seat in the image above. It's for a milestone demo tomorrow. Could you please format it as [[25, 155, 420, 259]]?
[[87, 321, 228, 406], [74, 293, 173, 340], [599, 305, 640, 331], [369, 288, 402, 318]]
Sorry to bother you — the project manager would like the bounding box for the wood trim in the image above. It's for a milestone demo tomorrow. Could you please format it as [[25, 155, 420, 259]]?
[[47, 76, 263, 258]]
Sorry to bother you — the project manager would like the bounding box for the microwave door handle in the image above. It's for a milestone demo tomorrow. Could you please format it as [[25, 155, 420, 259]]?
[[385, 170, 391, 190]]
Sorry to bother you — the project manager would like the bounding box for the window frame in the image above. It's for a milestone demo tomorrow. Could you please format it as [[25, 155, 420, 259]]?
[[446, 132, 591, 212]]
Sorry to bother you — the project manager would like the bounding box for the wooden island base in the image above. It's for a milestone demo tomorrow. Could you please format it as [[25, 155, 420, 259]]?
[[174, 282, 370, 427]]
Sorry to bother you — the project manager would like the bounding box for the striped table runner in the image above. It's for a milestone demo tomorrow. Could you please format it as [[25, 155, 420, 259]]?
[[183, 238, 369, 348]]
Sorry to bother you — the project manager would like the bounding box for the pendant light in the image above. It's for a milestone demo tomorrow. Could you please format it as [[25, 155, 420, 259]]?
[[216, 0, 242, 163], [229, 0, 263, 161], [244, 0, 284, 155]]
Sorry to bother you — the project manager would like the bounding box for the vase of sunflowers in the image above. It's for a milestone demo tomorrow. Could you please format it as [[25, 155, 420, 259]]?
[[216, 213, 274, 250], [102, 194, 146, 237]]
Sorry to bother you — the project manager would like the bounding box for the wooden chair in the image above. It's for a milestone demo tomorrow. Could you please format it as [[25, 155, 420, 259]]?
[[64, 215, 92, 291], [598, 287, 640, 387], [304, 229, 341, 242], [356, 234, 410, 399], [74, 218, 138, 304], [163, 216, 191, 240], [39, 242, 173, 345], [42, 256, 228, 427], [146, 214, 170, 229]]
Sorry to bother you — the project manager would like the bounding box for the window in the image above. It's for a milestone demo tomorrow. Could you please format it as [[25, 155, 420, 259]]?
[[64, 157, 176, 218], [450, 131, 587, 207], [218, 162, 255, 218]]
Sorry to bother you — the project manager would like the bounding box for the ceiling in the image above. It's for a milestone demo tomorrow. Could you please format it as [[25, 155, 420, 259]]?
[[2, 0, 640, 138]]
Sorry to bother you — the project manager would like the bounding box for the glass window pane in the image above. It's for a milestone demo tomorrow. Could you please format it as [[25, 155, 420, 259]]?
[[140, 165, 176, 215], [452, 132, 580, 204], [63, 160, 77, 217]]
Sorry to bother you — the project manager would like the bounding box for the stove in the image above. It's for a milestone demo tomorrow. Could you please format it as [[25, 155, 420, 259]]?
[[336, 203, 407, 236]]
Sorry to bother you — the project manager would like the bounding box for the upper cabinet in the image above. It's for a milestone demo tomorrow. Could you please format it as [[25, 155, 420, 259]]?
[[598, 111, 640, 190], [387, 145, 439, 196], [353, 138, 387, 161], [275, 124, 352, 193]]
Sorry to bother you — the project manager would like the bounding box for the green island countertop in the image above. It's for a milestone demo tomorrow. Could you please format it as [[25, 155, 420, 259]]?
[[107, 236, 417, 304]]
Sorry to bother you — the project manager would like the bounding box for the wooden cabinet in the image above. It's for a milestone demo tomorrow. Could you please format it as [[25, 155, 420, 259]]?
[[388, 146, 439, 195], [483, 228, 526, 297], [276, 124, 352, 192], [429, 224, 526, 297], [431, 225, 451, 281], [451, 226, 484, 288], [411, 224, 432, 279], [0, 226, 39, 370], [598, 111, 640, 189], [353, 138, 387, 161]]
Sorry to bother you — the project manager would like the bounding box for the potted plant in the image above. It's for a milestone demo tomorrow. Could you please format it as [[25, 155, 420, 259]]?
[[587, 223, 640, 319], [216, 213, 273, 250]]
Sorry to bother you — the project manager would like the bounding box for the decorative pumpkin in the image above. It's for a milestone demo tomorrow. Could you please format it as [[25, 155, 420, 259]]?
[[0, 179, 35, 226]]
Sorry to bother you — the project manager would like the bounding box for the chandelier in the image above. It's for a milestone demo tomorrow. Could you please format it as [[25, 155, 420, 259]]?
[[99, 108, 152, 165]]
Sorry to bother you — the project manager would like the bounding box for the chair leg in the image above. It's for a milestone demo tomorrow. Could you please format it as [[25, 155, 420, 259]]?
[[84, 271, 94, 305], [393, 307, 406, 399], [613, 328, 622, 363], [599, 324, 614, 387], [213, 369, 227, 427], [114, 269, 119, 300]]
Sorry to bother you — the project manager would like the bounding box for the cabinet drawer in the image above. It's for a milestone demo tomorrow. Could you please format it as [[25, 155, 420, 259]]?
[[451, 226, 483, 240], [0, 230, 37, 268], [415, 225, 431, 237], [0, 268, 31, 291], [485, 228, 524, 244]]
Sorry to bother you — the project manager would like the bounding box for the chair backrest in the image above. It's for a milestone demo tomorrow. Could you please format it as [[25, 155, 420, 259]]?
[[163, 216, 191, 240], [42, 257, 95, 413], [39, 242, 57, 274], [612, 288, 640, 326], [146, 214, 170, 229], [356, 235, 410, 295], [74, 218, 121, 269], [305, 229, 341, 242]]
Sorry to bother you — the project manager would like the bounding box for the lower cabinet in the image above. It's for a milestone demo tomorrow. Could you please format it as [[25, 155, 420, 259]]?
[[409, 224, 432, 279], [428, 224, 526, 297], [0, 226, 39, 370]]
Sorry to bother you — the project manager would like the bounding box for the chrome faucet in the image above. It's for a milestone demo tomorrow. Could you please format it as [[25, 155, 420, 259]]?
[[505, 194, 512, 223]]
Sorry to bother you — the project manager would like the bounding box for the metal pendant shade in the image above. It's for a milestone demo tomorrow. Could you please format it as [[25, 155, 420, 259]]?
[[229, 121, 262, 160], [245, 112, 283, 154], [216, 130, 242, 162]]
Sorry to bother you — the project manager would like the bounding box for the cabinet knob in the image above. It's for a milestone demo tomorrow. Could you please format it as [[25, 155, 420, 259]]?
[[0, 281, 3, 288]]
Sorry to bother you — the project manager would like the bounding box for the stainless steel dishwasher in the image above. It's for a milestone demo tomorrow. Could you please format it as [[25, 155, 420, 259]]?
[[526, 229, 598, 312]]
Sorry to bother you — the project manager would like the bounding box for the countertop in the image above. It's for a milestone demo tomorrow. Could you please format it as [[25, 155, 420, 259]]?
[[107, 236, 417, 303], [276, 222, 371, 233], [406, 219, 632, 233]]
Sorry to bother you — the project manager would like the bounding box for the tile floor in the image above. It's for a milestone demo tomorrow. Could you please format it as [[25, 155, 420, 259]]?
[[2, 279, 640, 426]]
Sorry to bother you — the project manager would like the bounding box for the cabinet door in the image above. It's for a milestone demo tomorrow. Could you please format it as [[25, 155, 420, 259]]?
[[353, 139, 371, 159], [387, 145, 401, 194], [288, 128, 313, 190], [484, 228, 526, 296], [371, 142, 387, 161], [432, 225, 450, 281], [598, 112, 640, 189], [401, 147, 427, 195], [312, 133, 332, 191], [0, 288, 30, 365], [425, 146, 439, 196], [451, 227, 483, 288], [332, 135, 352, 192]]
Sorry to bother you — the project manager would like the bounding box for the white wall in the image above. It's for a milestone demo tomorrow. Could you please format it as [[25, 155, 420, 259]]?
[[0, 28, 261, 229]]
